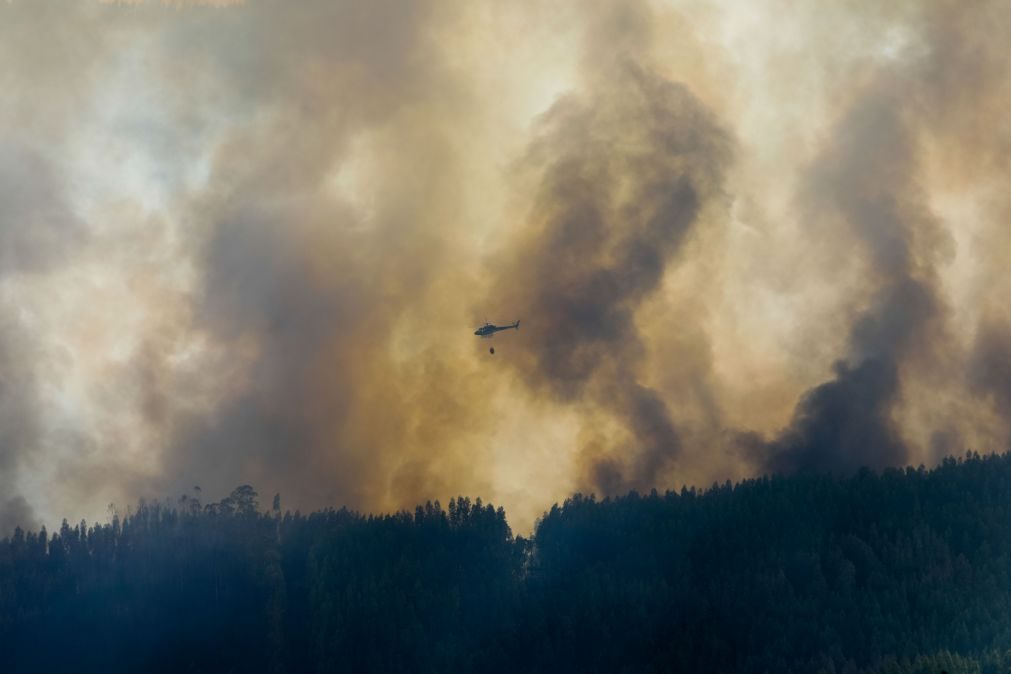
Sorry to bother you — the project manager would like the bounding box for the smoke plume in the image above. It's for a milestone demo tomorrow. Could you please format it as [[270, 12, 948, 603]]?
[[487, 59, 730, 493], [765, 85, 947, 474], [0, 0, 1010, 532]]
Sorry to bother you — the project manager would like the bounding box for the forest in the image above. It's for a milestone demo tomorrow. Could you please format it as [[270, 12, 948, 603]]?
[[5, 453, 1011, 673]]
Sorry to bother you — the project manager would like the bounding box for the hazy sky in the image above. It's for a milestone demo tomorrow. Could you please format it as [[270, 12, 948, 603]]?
[[2, 0, 1010, 533]]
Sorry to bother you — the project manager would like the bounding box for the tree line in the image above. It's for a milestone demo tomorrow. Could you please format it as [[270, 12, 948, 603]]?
[[5, 453, 1011, 672]]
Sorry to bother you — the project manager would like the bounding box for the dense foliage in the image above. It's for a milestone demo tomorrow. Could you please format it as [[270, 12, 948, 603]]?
[[5, 453, 1011, 673]]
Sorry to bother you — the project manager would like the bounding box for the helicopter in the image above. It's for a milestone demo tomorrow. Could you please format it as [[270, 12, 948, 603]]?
[[474, 320, 519, 354]]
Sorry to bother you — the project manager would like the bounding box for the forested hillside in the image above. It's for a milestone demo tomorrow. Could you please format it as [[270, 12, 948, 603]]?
[[5, 453, 1011, 673]]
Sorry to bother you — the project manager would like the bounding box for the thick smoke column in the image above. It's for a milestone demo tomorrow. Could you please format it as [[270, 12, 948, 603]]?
[[765, 87, 947, 474], [488, 61, 730, 494], [148, 0, 496, 514], [970, 321, 1011, 423]]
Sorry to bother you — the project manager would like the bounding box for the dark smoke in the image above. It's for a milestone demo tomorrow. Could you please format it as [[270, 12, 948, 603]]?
[[489, 60, 730, 494], [168, 204, 372, 505], [767, 279, 939, 474], [763, 87, 946, 475], [0, 496, 36, 536], [969, 320, 1011, 421]]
